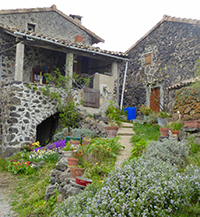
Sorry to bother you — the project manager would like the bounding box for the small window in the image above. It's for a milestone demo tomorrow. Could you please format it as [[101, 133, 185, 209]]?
[[145, 53, 152, 66], [27, 23, 35, 31]]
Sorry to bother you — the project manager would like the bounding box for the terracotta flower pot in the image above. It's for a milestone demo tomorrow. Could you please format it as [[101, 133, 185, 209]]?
[[67, 157, 78, 166], [70, 167, 85, 178], [184, 120, 200, 128], [105, 126, 119, 138], [159, 128, 171, 137]]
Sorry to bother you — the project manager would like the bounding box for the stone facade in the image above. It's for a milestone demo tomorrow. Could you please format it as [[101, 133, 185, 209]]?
[[0, 82, 82, 157], [120, 16, 200, 116], [0, 11, 93, 45]]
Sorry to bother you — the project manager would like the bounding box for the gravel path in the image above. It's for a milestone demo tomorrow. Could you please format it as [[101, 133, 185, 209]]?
[[0, 172, 19, 217]]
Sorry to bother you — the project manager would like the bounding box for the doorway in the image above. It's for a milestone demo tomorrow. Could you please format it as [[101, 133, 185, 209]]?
[[150, 87, 160, 113]]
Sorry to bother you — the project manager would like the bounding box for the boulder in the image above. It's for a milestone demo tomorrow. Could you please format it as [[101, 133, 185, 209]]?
[[45, 184, 57, 201], [56, 158, 68, 171]]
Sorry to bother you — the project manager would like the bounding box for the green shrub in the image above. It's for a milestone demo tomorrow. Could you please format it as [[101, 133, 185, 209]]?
[[147, 112, 158, 124], [53, 160, 200, 216], [165, 121, 184, 131], [129, 139, 150, 160], [70, 128, 95, 138], [143, 139, 189, 168], [53, 132, 65, 142]]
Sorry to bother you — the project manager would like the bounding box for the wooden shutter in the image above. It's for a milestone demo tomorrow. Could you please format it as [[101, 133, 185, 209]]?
[[83, 88, 100, 108], [145, 53, 152, 66]]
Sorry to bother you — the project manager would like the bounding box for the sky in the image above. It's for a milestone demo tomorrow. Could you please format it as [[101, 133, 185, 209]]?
[[1, 0, 200, 53]]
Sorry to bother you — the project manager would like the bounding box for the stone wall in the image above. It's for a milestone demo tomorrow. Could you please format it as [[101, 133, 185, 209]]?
[[0, 82, 82, 157], [0, 11, 93, 45], [173, 83, 200, 120], [120, 20, 200, 115], [0, 30, 16, 83]]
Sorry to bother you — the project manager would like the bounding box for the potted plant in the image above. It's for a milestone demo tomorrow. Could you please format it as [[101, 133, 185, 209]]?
[[165, 121, 184, 136], [105, 100, 122, 137], [157, 111, 171, 127], [182, 115, 200, 128], [159, 127, 171, 137], [139, 104, 153, 121]]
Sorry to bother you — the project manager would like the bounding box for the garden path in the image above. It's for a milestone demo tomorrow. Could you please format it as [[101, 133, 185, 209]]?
[[115, 122, 135, 167]]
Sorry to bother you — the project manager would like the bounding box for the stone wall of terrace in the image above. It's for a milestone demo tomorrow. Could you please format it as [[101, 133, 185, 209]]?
[[0, 81, 81, 157]]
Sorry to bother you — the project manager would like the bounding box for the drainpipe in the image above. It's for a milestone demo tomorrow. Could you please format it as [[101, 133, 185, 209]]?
[[120, 61, 128, 110]]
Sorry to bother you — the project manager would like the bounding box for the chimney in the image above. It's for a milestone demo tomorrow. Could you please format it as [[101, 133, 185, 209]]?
[[75, 35, 83, 43], [51, 4, 57, 11], [69, 14, 83, 24]]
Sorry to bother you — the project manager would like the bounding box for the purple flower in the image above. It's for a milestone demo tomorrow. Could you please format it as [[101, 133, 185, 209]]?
[[48, 140, 66, 152], [34, 147, 44, 152]]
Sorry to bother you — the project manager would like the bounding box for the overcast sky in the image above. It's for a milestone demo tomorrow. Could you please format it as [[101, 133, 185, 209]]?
[[1, 0, 200, 52]]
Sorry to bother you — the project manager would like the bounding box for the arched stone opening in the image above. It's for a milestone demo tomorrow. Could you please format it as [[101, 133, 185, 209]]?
[[36, 112, 59, 146]]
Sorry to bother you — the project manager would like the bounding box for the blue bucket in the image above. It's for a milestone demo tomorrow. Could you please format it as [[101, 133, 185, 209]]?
[[124, 107, 136, 121]]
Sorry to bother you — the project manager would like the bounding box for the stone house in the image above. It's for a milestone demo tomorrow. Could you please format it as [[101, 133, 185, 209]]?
[[0, 4, 128, 156], [120, 15, 200, 116]]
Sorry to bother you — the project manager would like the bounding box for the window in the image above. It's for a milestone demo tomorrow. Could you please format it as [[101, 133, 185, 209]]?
[[27, 23, 36, 31], [145, 53, 152, 66], [32, 68, 47, 84]]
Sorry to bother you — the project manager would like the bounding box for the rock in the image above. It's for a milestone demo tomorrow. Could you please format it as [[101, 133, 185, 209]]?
[[59, 168, 71, 182], [65, 186, 82, 198], [56, 158, 68, 171], [57, 194, 63, 203], [178, 130, 188, 141], [45, 184, 57, 201], [49, 177, 56, 185]]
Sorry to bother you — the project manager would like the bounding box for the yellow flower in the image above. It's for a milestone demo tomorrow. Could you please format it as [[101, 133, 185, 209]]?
[[35, 205, 37, 207], [43, 201, 46, 204], [101, 163, 104, 166], [99, 180, 104, 183], [95, 162, 98, 165], [100, 146, 102, 148], [79, 144, 81, 146]]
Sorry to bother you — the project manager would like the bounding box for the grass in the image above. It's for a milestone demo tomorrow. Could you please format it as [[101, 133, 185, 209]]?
[[131, 122, 160, 144]]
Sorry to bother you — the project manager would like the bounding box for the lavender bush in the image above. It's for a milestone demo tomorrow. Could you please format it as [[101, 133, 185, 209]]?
[[53, 160, 200, 216]]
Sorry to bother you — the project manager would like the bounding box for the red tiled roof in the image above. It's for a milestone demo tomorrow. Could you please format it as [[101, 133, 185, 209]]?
[[126, 15, 200, 53], [0, 4, 105, 44], [166, 76, 200, 90], [0, 23, 128, 59]]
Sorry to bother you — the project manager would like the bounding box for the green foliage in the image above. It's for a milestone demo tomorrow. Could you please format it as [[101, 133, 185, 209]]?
[[143, 139, 189, 168], [129, 139, 150, 160], [62, 142, 73, 151], [139, 104, 153, 115], [131, 122, 160, 144], [7, 160, 36, 175], [166, 121, 184, 131], [0, 158, 8, 172], [158, 110, 171, 118], [105, 100, 123, 126], [70, 128, 95, 138], [86, 137, 124, 162], [73, 71, 90, 87]]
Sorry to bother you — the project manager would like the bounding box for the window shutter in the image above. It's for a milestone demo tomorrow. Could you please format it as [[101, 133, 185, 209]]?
[[83, 88, 100, 108], [145, 53, 152, 66]]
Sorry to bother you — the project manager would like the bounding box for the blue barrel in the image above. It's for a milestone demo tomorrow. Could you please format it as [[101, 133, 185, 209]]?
[[124, 107, 136, 121]]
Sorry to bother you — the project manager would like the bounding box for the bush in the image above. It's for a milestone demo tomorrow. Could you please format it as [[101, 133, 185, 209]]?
[[129, 139, 150, 160], [70, 128, 95, 138], [143, 139, 189, 168], [53, 160, 200, 216], [53, 132, 65, 142]]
